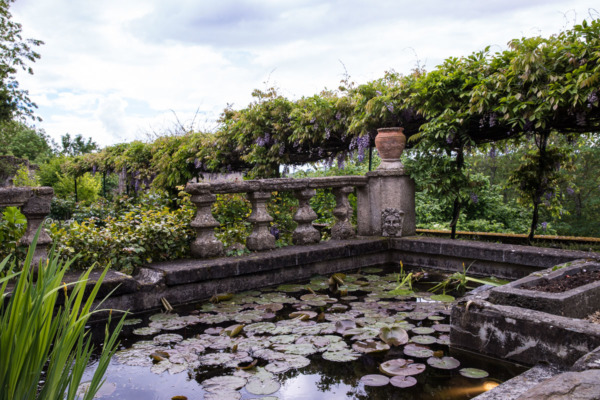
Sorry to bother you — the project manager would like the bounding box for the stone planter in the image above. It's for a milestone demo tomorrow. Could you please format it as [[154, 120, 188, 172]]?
[[375, 127, 406, 170]]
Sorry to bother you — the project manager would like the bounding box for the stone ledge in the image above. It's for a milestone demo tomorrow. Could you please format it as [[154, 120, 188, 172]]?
[[148, 238, 390, 286]]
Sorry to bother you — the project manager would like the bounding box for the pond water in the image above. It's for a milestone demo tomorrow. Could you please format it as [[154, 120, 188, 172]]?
[[80, 266, 526, 400]]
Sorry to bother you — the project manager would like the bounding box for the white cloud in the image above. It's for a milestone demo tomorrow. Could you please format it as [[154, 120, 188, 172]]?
[[9, 0, 598, 147]]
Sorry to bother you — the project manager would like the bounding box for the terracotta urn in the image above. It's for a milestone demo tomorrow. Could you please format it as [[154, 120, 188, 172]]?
[[375, 127, 406, 170]]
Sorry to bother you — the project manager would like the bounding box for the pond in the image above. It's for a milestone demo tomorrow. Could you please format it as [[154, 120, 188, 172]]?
[[79, 265, 526, 400]]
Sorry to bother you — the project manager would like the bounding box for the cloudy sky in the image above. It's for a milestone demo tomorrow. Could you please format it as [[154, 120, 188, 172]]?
[[11, 0, 597, 148]]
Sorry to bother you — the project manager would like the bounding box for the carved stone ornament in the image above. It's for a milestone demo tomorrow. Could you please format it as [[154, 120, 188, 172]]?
[[381, 208, 405, 237]]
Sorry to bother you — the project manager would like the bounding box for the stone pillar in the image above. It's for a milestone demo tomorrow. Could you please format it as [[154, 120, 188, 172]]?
[[357, 170, 415, 237], [246, 191, 276, 251], [331, 186, 355, 240], [18, 187, 53, 266], [187, 183, 223, 258], [292, 188, 320, 245]]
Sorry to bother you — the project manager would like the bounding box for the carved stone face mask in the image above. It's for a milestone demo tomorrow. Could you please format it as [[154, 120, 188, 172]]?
[[382, 208, 404, 237]]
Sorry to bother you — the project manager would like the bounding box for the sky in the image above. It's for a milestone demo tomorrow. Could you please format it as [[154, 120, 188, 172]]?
[[11, 0, 598, 148]]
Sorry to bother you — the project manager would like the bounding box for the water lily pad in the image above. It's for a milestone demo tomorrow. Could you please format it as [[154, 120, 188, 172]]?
[[411, 327, 435, 335], [289, 311, 318, 320], [433, 324, 451, 333], [430, 294, 455, 303], [379, 326, 409, 346], [436, 334, 451, 345], [265, 361, 292, 374], [379, 359, 408, 376], [427, 356, 461, 370], [406, 312, 430, 321], [387, 362, 426, 376], [390, 375, 418, 388], [256, 303, 284, 312], [154, 334, 183, 344], [203, 392, 241, 400], [411, 335, 437, 345], [202, 375, 247, 393], [459, 368, 489, 379], [223, 324, 245, 337], [352, 340, 390, 354], [322, 349, 361, 362], [245, 322, 277, 335], [428, 315, 446, 321], [360, 374, 389, 386], [123, 318, 143, 326], [403, 343, 434, 358], [335, 319, 357, 334], [133, 327, 161, 336], [245, 378, 281, 395]]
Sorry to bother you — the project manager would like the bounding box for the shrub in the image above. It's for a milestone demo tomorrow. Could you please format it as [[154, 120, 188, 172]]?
[[12, 164, 39, 187], [0, 206, 26, 263], [49, 195, 195, 274], [0, 231, 125, 400]]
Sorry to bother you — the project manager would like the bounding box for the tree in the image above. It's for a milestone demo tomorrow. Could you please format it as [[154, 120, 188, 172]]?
[[60, 133, 98, 156], [0, 120, 54, 162], [0, 0, 43, 122]]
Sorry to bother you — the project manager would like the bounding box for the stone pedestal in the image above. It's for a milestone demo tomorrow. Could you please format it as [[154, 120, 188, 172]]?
[[292, 188, 320, 245], [18, 187, 53, 266], [246, 191, 276, 251], [187, 183, 223, 258], [357, 170, 415, 237]]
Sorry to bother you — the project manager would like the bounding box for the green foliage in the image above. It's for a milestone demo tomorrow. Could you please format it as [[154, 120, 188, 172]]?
[[60, 133, 98, 157], [0, 121, 54, 162], [53, 172, 101, 204], [49, 191, 195, 273], [0, 0, 43, 122], [0, 230, 125, 400], [0, 206, 26, 262], [11, 164, 38, 187]]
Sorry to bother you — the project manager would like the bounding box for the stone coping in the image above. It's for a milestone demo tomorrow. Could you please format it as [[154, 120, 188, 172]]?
[[0, 186, 53, 207], [186, 176, 367, 194], [488, 260, 600, 318]]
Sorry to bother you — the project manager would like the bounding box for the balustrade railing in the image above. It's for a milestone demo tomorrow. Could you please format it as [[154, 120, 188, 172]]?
[[186, 176, 367, 258]]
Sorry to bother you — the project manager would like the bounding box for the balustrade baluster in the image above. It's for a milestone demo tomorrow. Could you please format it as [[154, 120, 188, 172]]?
[[188, 184, 223, 258], [331, 186, 356, 240], [246, 191, 276, 251], [292, 188, 320, 245], [18, 187, 53, 265]]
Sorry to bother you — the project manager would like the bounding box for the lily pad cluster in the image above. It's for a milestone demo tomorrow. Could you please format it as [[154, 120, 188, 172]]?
[[114, 268, 490, 397]]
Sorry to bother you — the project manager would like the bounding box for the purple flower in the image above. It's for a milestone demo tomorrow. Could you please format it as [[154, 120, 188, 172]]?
[[386, 103, 394, 113], [335, 112, 342, 120], [489, 113, 497, 127], [194, 158, 202, 169], [279, 145, 285, 156], [376, 90, 382, 96], [470, 193, 478, 204], [545, 191, 554, 200], [541, 222, 548, 230], [489, 147, 496, 159], [270, 226, 280, 239], [337, 153, 346, 170], [310, 117, 316, 124], [325, 128, 331, 139], [567, 187, 575, 195], [91, 165, 97, 176]]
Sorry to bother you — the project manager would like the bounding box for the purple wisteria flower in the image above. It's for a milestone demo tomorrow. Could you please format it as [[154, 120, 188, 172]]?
[[386, 103, 394, 113], [541, 222, 548, 230], [376, 90, 382, 96], [335, 112, 342, 120], [470, 193, 478, 204], [567, 187, 575, 195], [357, 135, 370, 163], [325, 128, 331, 139]]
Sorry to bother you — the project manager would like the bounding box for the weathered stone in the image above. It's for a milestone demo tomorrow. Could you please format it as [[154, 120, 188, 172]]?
[[472, 364, 561, 400], [18, 187, 53, 266], [488, 260, 600, 318], [358, 170, 415, 237], [450, 289, 600, 367], [292, 188, 320, 245], [246, 191, 276, 251], [331, 186, 355, 240], [572, 346, 600, 371], [188, 186, 223, 258], [381, 208, 404, 237], [516, 370, 600, 400]]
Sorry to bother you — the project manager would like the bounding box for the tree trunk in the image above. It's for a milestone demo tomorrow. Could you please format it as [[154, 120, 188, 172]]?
[[528, 198, 539, 244], [450, 198, 461, 239], [450, 146, 465, 240]]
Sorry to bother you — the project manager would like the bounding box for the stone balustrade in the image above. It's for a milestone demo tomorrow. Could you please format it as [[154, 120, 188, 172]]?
[[185, 176, 369, 257], [0, 186, 54, 265]]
